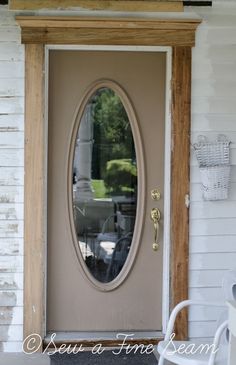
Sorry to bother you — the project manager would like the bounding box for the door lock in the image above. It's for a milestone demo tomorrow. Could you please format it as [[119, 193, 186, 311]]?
[[151, 189, 161, 201]]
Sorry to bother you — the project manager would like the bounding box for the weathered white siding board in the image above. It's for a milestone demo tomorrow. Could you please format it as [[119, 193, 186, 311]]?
[[0, 115, 24, 132], [1, 342, 22, 352], [189, 306, 223, 322], [190, 202, 236, 219], [192, 114, 236, 131], [0, 132, 24, 149], [0, 44, 24, 60], [0, 62, 24, 79], [0, 28, 21, 42], [193, 46, 236, 64], [192, 80, 236, 98], [192, 97, 236, 114], [0, 167, 24, 186], [0, 203, 23, 220], [0, 97, 24, 114], [186, 1, 236, 340], [0, 79, 24, 97], [189, 269, 228, 287], [0, 6, 24, 351], [190, 236, 236, 253], [0, 273, 23, 290], [0, 149, 24, 167], [0, 257, 23, 275], [0, 325, 23, 341], [189, 321, 217, 339], [0, 290, 23, 307], [190, 219, 236, 236], [190, 252, 236, 270], [190, 287, 225, 302], [0, 186, 24, 203], [0, 220, 23, 238], [0, 307, 23, 325]]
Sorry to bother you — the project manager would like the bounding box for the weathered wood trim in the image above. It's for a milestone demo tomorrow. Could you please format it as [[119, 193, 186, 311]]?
[[16, 16, 200, 46], [171, 46, 191, 340], [24, 44, 45, 349], [20, 17, 199, 347], [10, 0, 184, 12]]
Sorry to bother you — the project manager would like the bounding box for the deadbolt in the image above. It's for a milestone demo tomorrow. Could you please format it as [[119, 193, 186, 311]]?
[[151, 189, 161, 201]]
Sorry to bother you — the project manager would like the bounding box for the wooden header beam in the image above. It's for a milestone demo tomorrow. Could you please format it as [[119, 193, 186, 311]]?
[[10, 0, 183, 12], [16, 16, 200, 46]]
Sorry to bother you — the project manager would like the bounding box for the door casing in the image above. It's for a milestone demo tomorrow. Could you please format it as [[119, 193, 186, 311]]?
[[17, 15, 201, 349]]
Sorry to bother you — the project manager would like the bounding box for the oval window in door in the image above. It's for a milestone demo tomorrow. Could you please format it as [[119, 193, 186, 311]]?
[[70, 82, 142, 287]]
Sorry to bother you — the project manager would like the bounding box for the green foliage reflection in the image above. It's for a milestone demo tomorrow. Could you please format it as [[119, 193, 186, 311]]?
[[91, 88, 137, 197]]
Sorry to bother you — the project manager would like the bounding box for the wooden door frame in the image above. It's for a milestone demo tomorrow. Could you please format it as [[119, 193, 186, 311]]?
[[17, 15, 201, 347]]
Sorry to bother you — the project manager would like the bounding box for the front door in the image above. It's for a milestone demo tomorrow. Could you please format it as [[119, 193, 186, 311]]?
[[47, 50, 166, 333]]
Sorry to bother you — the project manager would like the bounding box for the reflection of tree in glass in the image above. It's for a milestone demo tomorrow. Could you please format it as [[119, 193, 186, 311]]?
[[91, 88, 137, 196], [104, 159, 137, 195]]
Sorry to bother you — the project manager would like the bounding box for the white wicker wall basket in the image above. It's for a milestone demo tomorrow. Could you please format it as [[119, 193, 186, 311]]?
[[194, 135, 231, 201]]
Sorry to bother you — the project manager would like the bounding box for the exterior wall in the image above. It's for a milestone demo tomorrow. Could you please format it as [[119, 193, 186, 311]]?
[[188, 1, 236, 340], [0, 6, 24, 352], [0, 0, 235, 351]]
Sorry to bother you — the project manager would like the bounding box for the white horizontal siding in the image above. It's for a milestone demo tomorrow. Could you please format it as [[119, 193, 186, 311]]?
[[1, 342, 23, 352], [0, 79, 24, 97], [0, 115, 24, 132], [190, 219, 236, 236], [0, 256, 23, 273], [0, 203, 23, 220], [0, 307, 23, 325], [0, 291, 23, 307], [189, 305, 223, 322], [0, 97, 24, 114], [189, 270, 227, 287], [187, 1, 236, 340], [191, 114, 236, 132], [190, 236, 236, 253], [0, 167, 24, 186], [0, 132, 24, 149], [0, 221, 23, 238], [190, 253, 236, 270], [0, 186, 24, 204], [0, 44, 23, 61], [189, 321, 217, 339], [0, 150, 24, 167], [0, 273, 23, 289], [0, 325, 23, 341], [0, 62, 24, 79], [190, 201, 236, 219], [0, 6, 24, 353]]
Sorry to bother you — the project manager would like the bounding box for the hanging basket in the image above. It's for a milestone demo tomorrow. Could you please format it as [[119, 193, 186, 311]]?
[[194, 135, 231, 201]]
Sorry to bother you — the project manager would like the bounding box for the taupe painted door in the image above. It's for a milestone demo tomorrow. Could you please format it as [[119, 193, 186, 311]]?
[[47, 50, 166, 332]]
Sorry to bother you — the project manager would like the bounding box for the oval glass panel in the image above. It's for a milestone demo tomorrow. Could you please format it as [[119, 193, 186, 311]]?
[[72, 87, 137, 283]]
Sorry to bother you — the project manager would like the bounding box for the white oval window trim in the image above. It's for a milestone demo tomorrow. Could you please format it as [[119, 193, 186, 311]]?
[[67, 79, 145, 292]]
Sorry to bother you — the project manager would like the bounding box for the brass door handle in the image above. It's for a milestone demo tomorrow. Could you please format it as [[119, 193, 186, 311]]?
[[150, 208, 161, 251]]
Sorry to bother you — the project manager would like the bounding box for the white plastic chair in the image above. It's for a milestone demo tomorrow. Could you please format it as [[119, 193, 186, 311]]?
[[157, 300, 228, 365]]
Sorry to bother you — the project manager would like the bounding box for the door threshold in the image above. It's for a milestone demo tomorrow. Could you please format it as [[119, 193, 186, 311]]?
[[43, 331, 163, 349]]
